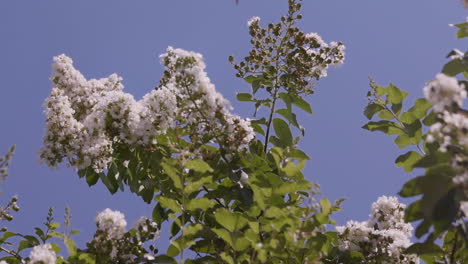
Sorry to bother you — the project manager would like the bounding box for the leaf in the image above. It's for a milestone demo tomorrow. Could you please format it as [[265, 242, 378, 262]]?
[[166, 244, 180, 258], [49, 222, 60, 230], [214, 209, 248, 232], [64, 238, 77, 256], [185, 198, 216, 211], [86, 171, 99, 186], [405, 200, 424, 222], [153, 255, 177, 264], [405, 242, 443, 255], [399, 176, 424, 197], [408, 98, 432, 119], [442, 58, 468, 76], [161, 161, 182, 190], [273, 118, 293, 146], [362, 120, 403, 135], [185, 159, 213, 173], [320, 198, 332, 215], [453, 22, 468, 38], [363, 103, 384, 120], [386, 84, 408, 104], [157, 197, 182, 213], [276, 108, 303, 135], [212, 228, 233, 247], [152, 203, 167, 227], [395, 151, 422, 172], [291, 95, 312, 114], [0, 231, 18, 243], [289, 149, 311, 161], [377, 109, 395, 120], [50, 242, 61, 254], [236, 93, 253, 102]]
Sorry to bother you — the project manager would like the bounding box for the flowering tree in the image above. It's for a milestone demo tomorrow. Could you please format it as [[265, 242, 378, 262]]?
[[0, 0, 466, 263]]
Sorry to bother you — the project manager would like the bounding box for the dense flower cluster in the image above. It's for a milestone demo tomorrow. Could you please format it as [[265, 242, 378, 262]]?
[[95, 208, 127, 240], [423, 73, 468, 186], [28, 243, 57, 264], [40, 48, 255, 172], [423, 73, 466, 112], [336, 196, 419, 264]]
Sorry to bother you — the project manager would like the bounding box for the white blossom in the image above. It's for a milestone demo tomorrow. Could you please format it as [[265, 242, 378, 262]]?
[[247, 16, 260, 27], [95, 208, 127, 239], [336, 196, 418, 264], [41, 50, 255, 172], [28, 244, 57, 264], [423, 73, 466, 112]]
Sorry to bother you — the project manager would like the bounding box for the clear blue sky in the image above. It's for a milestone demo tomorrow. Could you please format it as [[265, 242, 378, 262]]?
[[0, 0, 466, 252]]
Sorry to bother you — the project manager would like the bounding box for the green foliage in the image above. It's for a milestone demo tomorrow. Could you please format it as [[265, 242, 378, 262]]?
[[362, 27, 468, 262]]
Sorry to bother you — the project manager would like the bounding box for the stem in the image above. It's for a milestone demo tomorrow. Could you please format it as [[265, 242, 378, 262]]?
[[263, 87, 280, 153], [449, 229, 459, 264], [0, 246, 21, 259], [379, 100, 426, 155]]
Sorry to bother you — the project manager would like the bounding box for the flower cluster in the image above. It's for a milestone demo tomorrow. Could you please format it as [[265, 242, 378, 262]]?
[[88, 209, 160, 262], [423, 73, 468, 186], [28, 243, 57, 264], [336, 196, 419, 264], [234, 9, 346, 96], [40, 48, 255, 172], [95, 208, 127, 240]]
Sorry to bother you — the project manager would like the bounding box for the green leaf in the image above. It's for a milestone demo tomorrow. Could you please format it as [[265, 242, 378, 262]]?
[[291, 95, 312, 114], [276, 108, 302, 135], [152, 203, 167, 227], [399, 176, 424, 197], [289, 149, 311, 161], [185, 159, 213, 173], [405, 200, 424, 222], [320, 198, 332, 215], [362, 120, 403, 135], [386, 84, 408, 104], [185, 198, 216, 211], [273, 118, 293, 146], [64, 238, 77, 256], [442, 58, 468, 76], [377, 109, 395, 120], [408, 98, 432, 119], [214, 209, 248, 232], [400, 112, 417, 125], [236, 93, 253, 102], [395, 151, 422, 172], [166, 244, 180, 258], [157, 197, 182, 213], [212, 228, 233, 247], [363, 103, 384, 120], [161, 161, 182, 190], [0, 231, 18, 243], [453, 22, 468, 38], [49, 222, 60, 230], [405, 242, 443, 255], [153, 255, 177, 264], [50, 242, 61, 254]]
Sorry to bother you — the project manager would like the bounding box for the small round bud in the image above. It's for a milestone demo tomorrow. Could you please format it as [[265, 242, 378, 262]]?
[[4, 214, 13, 221]]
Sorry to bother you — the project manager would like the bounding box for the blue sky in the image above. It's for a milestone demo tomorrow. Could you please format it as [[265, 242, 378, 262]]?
[[0, 0, 466, 253]]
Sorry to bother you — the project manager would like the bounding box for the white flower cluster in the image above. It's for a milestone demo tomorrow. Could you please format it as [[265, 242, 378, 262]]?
[[40, 48, 255, 172], [247, 16, 260, 27], [423, 73, 468, 186], [28, 243, 57, 264], [299, 34, 346, 79], [423, 73, 466, 112], [336, 196, 419, 264], [95, 208, 127, 239]]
